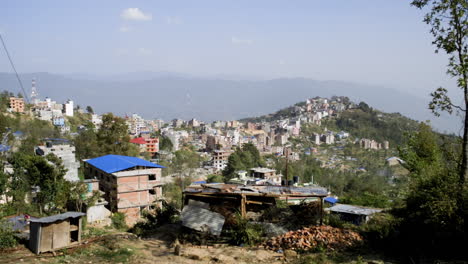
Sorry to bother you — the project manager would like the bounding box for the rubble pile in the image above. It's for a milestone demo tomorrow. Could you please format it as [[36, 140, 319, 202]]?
[[264, 225, 363, 252]]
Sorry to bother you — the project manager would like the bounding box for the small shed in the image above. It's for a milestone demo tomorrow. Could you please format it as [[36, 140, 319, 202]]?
[[29, 212, 85, 254], [328, 204, 382, 225]]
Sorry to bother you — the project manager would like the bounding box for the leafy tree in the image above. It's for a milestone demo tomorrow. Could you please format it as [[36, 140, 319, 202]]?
[[86, 105, 94, 114], [222, 143, 265, 180], [206, 174, 224, 183], [159, 135, 174, 151], [394, 122, 465, 255], [7, 152, 72, 215], [96, 113, 138, 156], [411, 0, 468, 186], [73, 123, 99, 159]]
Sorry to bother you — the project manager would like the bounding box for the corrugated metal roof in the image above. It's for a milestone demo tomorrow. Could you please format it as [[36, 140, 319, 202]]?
[[184, 183, 328, 197], [130, 137, 146, 144], [30, 212, 86, 224], [324, 197, 338, 204], [85, 154, 165, 173], [329, 204, 382, 216]]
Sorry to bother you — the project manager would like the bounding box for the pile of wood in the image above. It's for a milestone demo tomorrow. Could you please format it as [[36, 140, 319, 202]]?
[[264, 225, 363, 251]]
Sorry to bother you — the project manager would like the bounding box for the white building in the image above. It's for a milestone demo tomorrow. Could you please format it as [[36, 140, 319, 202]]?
[[36, 142, 80, 182], [64, 100, 74, 117]]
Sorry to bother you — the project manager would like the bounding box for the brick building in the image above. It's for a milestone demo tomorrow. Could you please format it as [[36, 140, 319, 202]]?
[[130, 137, 159, 156], [9, 97, 25, 113], [84, 155, 165, 225]]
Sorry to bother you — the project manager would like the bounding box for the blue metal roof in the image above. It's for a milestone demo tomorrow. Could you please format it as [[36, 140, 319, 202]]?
[[85, 154, 165, 173], [324, 197, 338, 204], [0, 144, 11, 152]]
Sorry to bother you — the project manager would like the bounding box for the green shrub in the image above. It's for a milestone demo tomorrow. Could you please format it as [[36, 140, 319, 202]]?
[[0, 220, 17, 249], [111, 212, 128, 231], [227, 214, 266, 246], [130, 202, 180, 236]]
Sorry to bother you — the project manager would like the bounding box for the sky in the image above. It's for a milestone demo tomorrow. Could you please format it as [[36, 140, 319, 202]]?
[[0, 1, 462, 102]]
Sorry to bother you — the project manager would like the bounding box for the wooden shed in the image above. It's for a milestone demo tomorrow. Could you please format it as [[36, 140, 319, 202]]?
[[29, 212, 85, 254]]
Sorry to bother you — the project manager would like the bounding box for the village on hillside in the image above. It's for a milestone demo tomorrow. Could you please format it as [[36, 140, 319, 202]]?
[[0, 79, 412, 263]]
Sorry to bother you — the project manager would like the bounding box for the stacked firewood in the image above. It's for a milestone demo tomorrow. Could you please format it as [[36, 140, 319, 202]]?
[[264, 225, 363, 251]]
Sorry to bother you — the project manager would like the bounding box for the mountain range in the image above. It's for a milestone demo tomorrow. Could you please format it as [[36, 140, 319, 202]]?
[[0, 72, 460, 134]]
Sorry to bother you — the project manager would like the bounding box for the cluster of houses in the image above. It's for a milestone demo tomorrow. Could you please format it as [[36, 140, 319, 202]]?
[[2, 91, 396, 254]]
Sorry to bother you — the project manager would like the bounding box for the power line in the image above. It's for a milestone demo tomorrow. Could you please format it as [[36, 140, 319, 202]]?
[[0, 33, 30, 104]]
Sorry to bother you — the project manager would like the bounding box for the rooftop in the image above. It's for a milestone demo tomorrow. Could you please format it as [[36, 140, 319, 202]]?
[[85, 154, 165, 174], [328, 204, 382, 216], [30, 212, 86, 224], [250, 167, 276, 173], [184, 183, 328, 197]]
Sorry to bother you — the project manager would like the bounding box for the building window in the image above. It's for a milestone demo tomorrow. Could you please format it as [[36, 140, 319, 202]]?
[[148, 174, 156, 181], [149, 189, 156, 195]]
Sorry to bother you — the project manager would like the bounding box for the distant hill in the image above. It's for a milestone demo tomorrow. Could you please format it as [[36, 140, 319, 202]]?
[[240, 99, 421, 146], [0, 72, 458, 133]]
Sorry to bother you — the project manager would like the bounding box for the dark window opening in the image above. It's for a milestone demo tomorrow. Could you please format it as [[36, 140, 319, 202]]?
[[149, 189, 156, 195], [148, 174, 156, 181]]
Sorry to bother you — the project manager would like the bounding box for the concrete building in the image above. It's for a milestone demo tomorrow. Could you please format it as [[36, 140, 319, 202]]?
[[212, 150, 231, 171], [130, 136, 159, 156], [188, 118, 200, 127], [91, 114, 103, 128], [9, 97, 25, 113], [63, 100, 74, 117], [36, 140, 80, 182], [250, 167, 282, 185], [84, 155, 165, 226]]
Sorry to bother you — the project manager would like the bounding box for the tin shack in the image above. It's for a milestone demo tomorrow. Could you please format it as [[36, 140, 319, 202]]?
[[29, 212, 85, 254]]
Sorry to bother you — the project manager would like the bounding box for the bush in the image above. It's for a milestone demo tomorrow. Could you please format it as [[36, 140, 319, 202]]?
[[130, 202, 180, 237], [111, 212, 128, 231], [227, 214, 266, 246], [0, 220, 17, 249]]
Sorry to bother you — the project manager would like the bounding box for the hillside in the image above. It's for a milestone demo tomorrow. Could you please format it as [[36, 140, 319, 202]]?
[[0, 72, 457, 133], [241, 99, 420, 146]]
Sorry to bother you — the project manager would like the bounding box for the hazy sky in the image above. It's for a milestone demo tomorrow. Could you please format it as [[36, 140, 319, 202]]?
[[0, 1, 461, 101]]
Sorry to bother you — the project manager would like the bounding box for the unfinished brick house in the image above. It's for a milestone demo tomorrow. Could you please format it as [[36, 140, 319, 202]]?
[[84, 154, 165, 226]]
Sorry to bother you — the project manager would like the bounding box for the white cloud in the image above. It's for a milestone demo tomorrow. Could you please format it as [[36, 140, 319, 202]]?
[[119, 25, 132, 32], [137, 48, 153, 56], [231, 36, 253, 45], [165, 16, 183, 25], [279, 60, 286, 65], [121, 8, 152, 21]]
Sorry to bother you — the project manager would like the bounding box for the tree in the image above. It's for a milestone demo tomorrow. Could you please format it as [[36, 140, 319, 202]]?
[[411, 0, 468, 184], [222, 143, 266, 180], [86, 106, 94, 114], [96, 113, 138, 156]]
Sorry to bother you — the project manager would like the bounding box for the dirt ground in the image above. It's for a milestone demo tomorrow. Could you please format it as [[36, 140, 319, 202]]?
[[0, 225, 388, 264], [0, 234, 284, 264]]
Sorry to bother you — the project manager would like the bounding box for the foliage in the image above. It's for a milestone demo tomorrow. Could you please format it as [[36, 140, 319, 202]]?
[[111, 212, 128, 231], [0, 220, 17, 249], [334, 109, 418, 146], [86, 105, 94, 114], [96, 113, 138, 156], [206, 174, 224, 183], [6, 152, 75, 215], [130, 202, 180, 236], [73, 113, 139, 159], [222, 143, 266, 180], [226, 213, 266, 246], [389, 122, 467, 258], [159, 135, 173, 151], [411, 1, 468, 228]]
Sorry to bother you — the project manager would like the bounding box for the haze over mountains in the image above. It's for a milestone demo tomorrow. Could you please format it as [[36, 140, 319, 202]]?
[[0, 72, 460, 134]]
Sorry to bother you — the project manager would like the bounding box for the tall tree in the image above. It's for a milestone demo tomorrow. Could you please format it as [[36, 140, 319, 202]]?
[[411, 0, 468, 184], [96, 113, 138, 156], [86, 106, 94, 114]]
